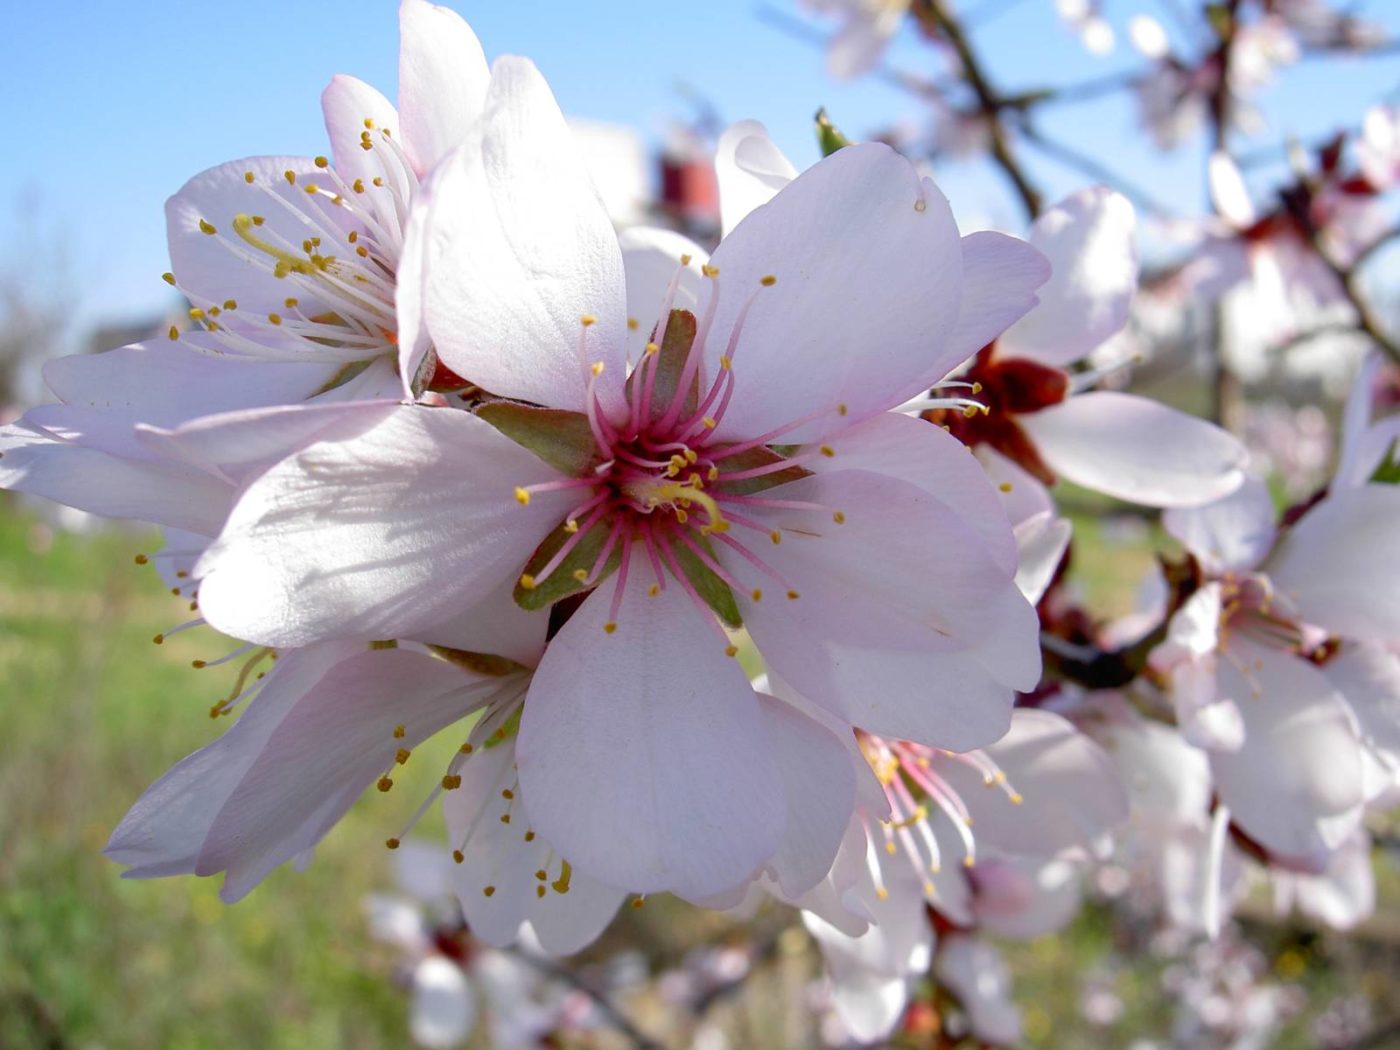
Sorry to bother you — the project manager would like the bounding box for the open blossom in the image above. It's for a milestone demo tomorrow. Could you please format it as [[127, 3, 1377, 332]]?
[[915, 187, 1248, 509], [186, 60, 1047, 903], [791, 702, 1126, 1042], [0, 0, 488, 531]]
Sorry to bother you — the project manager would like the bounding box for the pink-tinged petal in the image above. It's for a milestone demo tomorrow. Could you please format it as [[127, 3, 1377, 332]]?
[[516, 571, 784, 899], [421, 57, 628, 416], [1268, 485, 1400, 642], [1170, 657, 1246, 752], [0, 420, 230, 535], [805, 894, 932, 1042], [1280, 832, 1375, 931], [973, 857, 1084, 939], [410, 956, 476, 1049], [1022, 392, 1247, 507], [1163, 475, 1277, 573], [444, 737, 623, 955], [396, 183, 435, 395], [714, 120, 796, 237], [976, 446, 1054, 527], [803, 411, 1018, 576], [1321, 643, 1400, 755], [825, 6, 903, 80], [940, 709, 1128, 857], [136, 400, 401, 486], [943, 231, 1050, 365], [703, 144, 964, 442], [105, 642, 362, 879], [619, 226, 708, 363], [194, 406, 574, 647], [1014, 511, 1071, 605], [998, 188, 1138, 367], [396, 0, 490, 174], [730, 470, 1037, 749], [757, 693, 857, 897], [1208, 151, 1256, 229], [43, 340, 339, 428], [166, 155, 354, 315], [197, 648, 509, 901], [320, 74, 401, 186], [1211, 640, 1365, 857], [933, 935, 1022, 1047], [411, 573, 548, 667]]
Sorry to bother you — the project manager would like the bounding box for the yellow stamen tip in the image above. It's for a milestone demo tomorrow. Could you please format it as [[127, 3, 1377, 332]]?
[[580, 314, 597, 327], [604, 622, 618, 635], [452, 850, 464, 864], [483, 885, 496, 897], [680, 253, 693, 266], [833, 511, 846, 524], [591, 361, 605, 377], [197, 219, 217, 235], [519, 573, 537, 591], [701, 264, 719, 278], [385, 838, 400, 850], [376, 777, 393, 792], [314, 155, 329, 168], [724, 645, 739, 658], [760, 274, 777, 286], [999, 482, 1013, 493], [514, 487, 531, 506]]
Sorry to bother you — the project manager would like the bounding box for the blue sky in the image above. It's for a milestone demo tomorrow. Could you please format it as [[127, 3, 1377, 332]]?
[[2, 1, 1396, 333]]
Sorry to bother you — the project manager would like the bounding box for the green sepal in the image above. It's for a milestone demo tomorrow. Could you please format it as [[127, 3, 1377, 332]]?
[[815, 108, 851, 157], [714, 446, 813, 497], [513, 517, 622, 611], [477, 401, 600, 477], [669, 535, 743, 628], [626, 308, 699, 423], [1369, 438, 1400, 485], [427, 646, 530, 677]]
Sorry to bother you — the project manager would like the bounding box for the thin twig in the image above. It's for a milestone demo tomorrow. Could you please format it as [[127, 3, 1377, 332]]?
[[506, 947, 663, 1049]]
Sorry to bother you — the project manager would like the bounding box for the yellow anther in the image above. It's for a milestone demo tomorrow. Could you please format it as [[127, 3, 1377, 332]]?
[[591, 361, 605, 377], [385, 837, 401, 850], [701, 264, 719, 278], [519, 573, 537, 591], [134, 553, 150, 566], [284, 297, 298, 308], [501, 789, 515, 800], [963, 856, 975, 868], [819, 445, 835, 458], [352, 178, 365, 193], [207, 306, 221, 318], [394, 748, 411, 765], [499, 813, 511, 824], [701, 417, 717, 430], [393, 724, 406, 739], [167, 325, 179, 341], [885, 841, 897, 855], [514, 487, 531, 505], [833, 511, 846, 524], [604, 622, 618, 635], [191, 659, 207, 669], [551, 860, 573, 895], [303, 183, 319, 195], [267, 313, 282, 325], [971, 382, 983, 395], [837, 402, 849, 416], [223, 299, 237, 311], [284, 170, 297, 184], [751, 588, 763, 601], [372, 176, 385, 187], [914, 198, 928, 212], [680, 253, 693, 266], [786, 590, 800, 600], [188, 307, 205, 320], [452, 850, 464, 864], [707, 466, 720, 482], [648, 583, 660, 597], [770, 530, 782, 545], [151, 633, 164, 645], [627, 317, 639, 330], [580, 314, 597, 327], [363, 117, 375, 129], [760, 274, 777, 286], [999, 482, 1013, 493], [459, 742, 473, 754], [963, 405, 979, 418], [198, 219, 217, 235], [243, 171, 255, 184], [355, 245, 369, 258], [536, 885, 546, 899], [876, 887, 889, 900], [161, 272, 176, 286], [1009, 793, 1024, 805], [631, 896, 646, 909], [314, 155, 329, 168], [347, 230, 358, 243], [233, 214, 334, 276], [644, 341, 659, 355], [719, 356, 732, 370], [483, 885, 496, 897], [376, 776, 393, 792], [442, 774, 462, 790], [724, 645, 739, 658], [524, 830, 536, 842], [563, 519, 579, 534]]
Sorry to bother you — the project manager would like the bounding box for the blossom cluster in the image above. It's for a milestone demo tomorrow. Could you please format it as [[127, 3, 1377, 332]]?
[[6, 0, 1400, 1044]]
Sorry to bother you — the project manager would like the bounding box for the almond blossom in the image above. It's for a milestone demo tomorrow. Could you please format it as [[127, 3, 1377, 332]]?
[[187, 59, 1048, 902]]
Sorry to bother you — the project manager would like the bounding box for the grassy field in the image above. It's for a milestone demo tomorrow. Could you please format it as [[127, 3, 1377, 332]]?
[[0, 501, 1396, 1048]]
